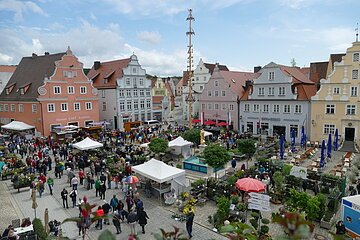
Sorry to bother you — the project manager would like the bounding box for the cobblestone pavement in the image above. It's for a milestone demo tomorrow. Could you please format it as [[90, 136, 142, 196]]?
[[0, 182, 24, 234], [1, 160, 228, 240]]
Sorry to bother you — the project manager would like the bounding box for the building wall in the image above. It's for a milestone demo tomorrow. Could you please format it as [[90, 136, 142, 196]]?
[[37, 49, 99, 136], [98, 89, 117, 128], [116, 55, 153, 130], [311, 41, 360, 145], [199, 70, 238, 130], [0, 102, 42, 131]]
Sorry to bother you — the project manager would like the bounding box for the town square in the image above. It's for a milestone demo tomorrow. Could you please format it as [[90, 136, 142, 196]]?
[[0, 1, 360, 240]]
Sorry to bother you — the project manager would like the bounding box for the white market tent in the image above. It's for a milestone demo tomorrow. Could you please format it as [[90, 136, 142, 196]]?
[[168, 136, 193, 158], [168, 136, 193, 147], [73, 137, 103, 150], [1, 121, 35, 131], [140, 142, 150, 148], [132, 158, 187, 197], [204, 131, 213, 137]]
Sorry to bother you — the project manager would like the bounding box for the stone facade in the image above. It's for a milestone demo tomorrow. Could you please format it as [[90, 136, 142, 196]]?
[[311, 41, 360, 146]]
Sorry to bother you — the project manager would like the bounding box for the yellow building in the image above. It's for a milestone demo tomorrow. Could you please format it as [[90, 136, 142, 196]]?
[[311, 40, 360, 149]]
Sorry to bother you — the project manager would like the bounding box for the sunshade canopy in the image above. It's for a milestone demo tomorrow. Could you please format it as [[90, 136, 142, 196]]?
[[1, 121, 35, 131], [168, 136, 193, 147], [132, 158, 186, 183], [73, 137, 103, 150]]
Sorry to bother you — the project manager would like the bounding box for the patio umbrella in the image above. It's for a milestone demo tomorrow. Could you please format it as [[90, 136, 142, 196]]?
[[279, 134, 285, 160], [217, 122, 228, 127], [301, 126, 306, 148], [235, 177, 266, 192], [204, 120, 216, 125], [320, 139, 325, 168], [31, 188, 38, 218], [334, 129, 339, 151], [291, 129, 296, 153], [192, 119, 201, 123], [327, 133, 332, 158], [125, 175, 139, 184]]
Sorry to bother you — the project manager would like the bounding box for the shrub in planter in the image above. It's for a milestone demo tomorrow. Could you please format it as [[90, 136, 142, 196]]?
[[230, 195, 239, 205], [260, 225, 270, 235], [32, 218, 48, 240]]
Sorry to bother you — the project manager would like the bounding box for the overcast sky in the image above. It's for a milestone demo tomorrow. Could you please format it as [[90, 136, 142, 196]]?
[[0, 0, 359, 76]]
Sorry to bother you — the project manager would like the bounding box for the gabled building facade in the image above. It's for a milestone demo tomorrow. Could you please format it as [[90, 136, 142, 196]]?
[[88, 54, 153, 130], [311, 41, 360, 146], [0, 48, 99, 136], [240, 62, 316, 142], [198, 64, 257, 131], [182, 59, 229, 119]]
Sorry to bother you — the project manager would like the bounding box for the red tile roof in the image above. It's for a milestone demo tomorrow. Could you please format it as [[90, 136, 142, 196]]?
[[87, 58, 130, 89], [220, 71, 260, 98], [204, 63, 229, 74], [309, 61, 328, 86], [295, 84, 317, 100], [280, 66, 314, 84]]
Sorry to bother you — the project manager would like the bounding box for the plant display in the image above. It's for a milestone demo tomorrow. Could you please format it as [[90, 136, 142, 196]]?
[[32, 218, 48, 240], [212, 196, 230, 228], [220, 221, 257, 240], [13, 174, 35, 189]]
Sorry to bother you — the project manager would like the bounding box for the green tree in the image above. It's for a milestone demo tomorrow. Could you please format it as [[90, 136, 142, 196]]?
[[237, 139, 256, 168], [183, 128, 200, 146], [204, 144, 230, 179], [149, 138, 168, 154]]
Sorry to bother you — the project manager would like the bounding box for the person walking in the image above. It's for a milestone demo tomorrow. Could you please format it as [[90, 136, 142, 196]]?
[[61, 188, 69, 208], [102, 201, 111, 225], [110, 195, 119, 212], [78, 170, 85, 185], [112, 212, 122, 234], [185, 210, 195, 239], [95, 206, 104, 230], [71, 175, 78, 190], [47, 176, 54, 195], [137, 207, 149, 234], [95, 179, 101, 197], [100, 182, 106, 200], [69, 189, 77, 208], [37, 181, 45, 198], [127, 209, 138, 236]]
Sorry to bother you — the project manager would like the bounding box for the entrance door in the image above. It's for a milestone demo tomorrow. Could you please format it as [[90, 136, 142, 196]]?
[[345, 127, 355, 141], [273, 126, 286, 136]]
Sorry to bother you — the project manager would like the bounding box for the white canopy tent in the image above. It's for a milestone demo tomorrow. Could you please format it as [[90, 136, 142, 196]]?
[[204, 131, 213, 137], [73, 137, 103, 150], [140, 142, 150, 148], [132, 158, 188, 197], [1, 121, 35, 131], [168, 136, 193, 158]]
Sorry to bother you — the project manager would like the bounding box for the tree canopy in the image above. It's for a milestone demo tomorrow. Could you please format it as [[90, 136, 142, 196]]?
[[203, 144, 230, 174], [183, 128, 201, 145], [149, 138, 168, 154], [237, 139, 256, 158]]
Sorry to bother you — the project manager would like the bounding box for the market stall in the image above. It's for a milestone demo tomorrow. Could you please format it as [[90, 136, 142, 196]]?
[[73, 137, 103, 151], [168, 136, 193, 158], [132, 158, 187, 199], [1, 121, 35, 131]]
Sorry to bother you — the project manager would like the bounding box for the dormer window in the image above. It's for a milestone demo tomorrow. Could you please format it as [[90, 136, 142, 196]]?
[[269, 71, 275, 81], [5, 89, 9, 95], [354, 53, 359, 62], [20, 88, 25, 95], [294, 87, 298, 94], [103, 78, 108, 84]]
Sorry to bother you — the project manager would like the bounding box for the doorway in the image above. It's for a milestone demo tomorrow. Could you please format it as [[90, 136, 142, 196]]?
[[273, 125, 286, 136], [345, 127, 355, 141]]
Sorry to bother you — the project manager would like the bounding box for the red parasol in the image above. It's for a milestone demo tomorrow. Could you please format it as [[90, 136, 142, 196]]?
[[192, 119, 201, 123], [217, 122, 228, 127], [235, 177, 266, 192], [204, 120, 216, 125]]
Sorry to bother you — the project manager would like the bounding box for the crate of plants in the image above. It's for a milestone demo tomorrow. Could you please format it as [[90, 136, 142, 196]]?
[[1, 166, 27, 180], [13, 174, 35, 191]]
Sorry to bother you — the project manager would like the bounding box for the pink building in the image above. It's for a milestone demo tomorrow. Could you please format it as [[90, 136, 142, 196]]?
[[0, 47, 99, 136], [198, 64, 259, 130]]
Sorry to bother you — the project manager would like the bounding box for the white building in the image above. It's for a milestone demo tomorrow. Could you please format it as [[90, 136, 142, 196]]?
[[88, 54, 153, 130]]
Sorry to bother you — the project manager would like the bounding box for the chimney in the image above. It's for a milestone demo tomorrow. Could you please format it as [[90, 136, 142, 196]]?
[[245, 80, 253, 89], [32, 53, 37, 58], [44, 52, 49, 56], [94, 61, 101, 70], [254, 66, 261, 73]]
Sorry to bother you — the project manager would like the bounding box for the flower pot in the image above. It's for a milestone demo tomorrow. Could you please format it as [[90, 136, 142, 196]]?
[[320, 214, 334, 229]]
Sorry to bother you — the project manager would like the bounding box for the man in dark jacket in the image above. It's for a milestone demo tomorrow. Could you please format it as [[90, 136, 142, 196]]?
[[102, 201, 111, 225], [137, 207, 149, 234], [127, 209, 138, 236], [186, 211, 194, 239], [112, 213, 122, 234], [61, 188, 69, 208]]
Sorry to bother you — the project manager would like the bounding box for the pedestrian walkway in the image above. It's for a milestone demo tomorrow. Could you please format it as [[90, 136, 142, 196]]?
[[340, 141, 357, 153], [2, 162, 227, 240]]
